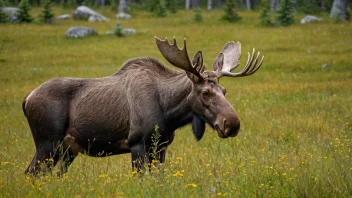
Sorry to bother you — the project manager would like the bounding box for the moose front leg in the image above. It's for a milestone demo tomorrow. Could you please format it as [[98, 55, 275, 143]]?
[[130, 143, 149, 172]]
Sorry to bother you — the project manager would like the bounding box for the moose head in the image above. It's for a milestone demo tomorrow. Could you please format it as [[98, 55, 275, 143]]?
[[156, 37, 264, 140]]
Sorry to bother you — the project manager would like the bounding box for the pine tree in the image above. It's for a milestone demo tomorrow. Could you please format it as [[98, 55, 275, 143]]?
[[16, 0, 33, 23], [154, 0, 167, 17], [194, 7, 203, 22], [259, 0, 274, 26], [222, 0, 241, 22], [276, 0, 295, 26], [0, 0, 9, 23], [39, 0, 54, 23]]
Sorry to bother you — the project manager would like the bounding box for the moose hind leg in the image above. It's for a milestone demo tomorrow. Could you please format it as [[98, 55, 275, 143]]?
[[57, 149, 77, 176], [25, 141, 61, 175]]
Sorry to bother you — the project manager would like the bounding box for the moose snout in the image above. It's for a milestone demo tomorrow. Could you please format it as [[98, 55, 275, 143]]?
[[224, 118, 240, 137], [215, 116, 240, 138]]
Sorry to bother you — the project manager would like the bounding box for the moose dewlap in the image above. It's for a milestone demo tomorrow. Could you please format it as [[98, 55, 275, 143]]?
[[22, 37, 264, 175]]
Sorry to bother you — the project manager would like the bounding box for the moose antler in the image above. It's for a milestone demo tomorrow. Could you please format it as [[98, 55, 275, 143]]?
[[155, 37, 204, 80], [214, 41, 264, 78]]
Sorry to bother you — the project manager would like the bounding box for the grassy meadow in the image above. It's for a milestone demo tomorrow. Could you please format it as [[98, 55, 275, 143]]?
[[0, 7, 351, 197]]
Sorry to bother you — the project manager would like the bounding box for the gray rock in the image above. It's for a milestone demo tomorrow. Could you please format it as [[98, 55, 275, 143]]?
[[2, 7, 20, 22], [65, 26, 98, 38], [116, 12, 131, 19], [321, 63, 329, 70], [122, 28, 136, 35], [300, 15, 323, 24], [57, 14, 70, 20], [73, 6, 109, 22]]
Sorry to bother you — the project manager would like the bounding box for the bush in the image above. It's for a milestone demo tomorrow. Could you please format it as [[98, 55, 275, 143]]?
[[276, 0, 295, 26], [16, 0, 33, 23], [259, 0, 274, 26], [154, 0, 167, 17], [114, 22, 124, 37], [0, 0, 9, 23], [39, 0, 54, 23], [194, 7, 203, 22], [222, 0, 241, 23]]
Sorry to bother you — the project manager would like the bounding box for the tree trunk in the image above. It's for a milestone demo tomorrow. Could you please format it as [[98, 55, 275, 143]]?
[[246, 0, 251, 10], [271, 0, 279, 11], [185, 0, 190, 9], [118, 0, 128, 13], [330, 0, 347, 20], [320, 0, 325, 12], [101, 0, 105, 7], [207, 0, 213, 10]]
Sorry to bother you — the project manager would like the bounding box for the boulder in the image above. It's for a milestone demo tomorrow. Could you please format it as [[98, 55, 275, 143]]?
[[2, 7, 19, 22], [57, 14, 70, 20], [122, 28, 136, 35], [73, 6, 109, 22], [300, 15, 322, 24], [116, 12, 131, 19], [65, 26, 98, 38]]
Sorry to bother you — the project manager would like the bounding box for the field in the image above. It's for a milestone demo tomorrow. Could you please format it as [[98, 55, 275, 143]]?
[[0, 8, 351, 197]]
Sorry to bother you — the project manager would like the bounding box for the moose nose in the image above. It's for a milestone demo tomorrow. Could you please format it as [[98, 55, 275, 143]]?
[[224, 118, 240, 137]]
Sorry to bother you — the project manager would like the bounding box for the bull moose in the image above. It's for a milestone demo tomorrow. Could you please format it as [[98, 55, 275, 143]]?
[[23, 37, 264, 175]]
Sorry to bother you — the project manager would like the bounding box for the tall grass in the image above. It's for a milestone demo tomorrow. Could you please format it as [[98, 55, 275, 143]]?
[[0, 8, 351, 197]]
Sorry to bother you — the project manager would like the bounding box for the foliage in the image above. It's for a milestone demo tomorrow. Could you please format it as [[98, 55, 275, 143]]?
[[154, 0, 167, 17], [193, 7, 203, 22], [276, 0, 295, 26], [114, 22, 124, 37], [168, 0, 177, 13], [222, 0, 241, 22], [16, 0, 33, 23], [259, 0, 274, 26], [0, 0, 8, 23], [0, 9, 351, 198], [39, 0, 54, 23]]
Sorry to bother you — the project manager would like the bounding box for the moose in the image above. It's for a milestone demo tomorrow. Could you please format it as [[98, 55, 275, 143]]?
[[23, 37, 264, 175]]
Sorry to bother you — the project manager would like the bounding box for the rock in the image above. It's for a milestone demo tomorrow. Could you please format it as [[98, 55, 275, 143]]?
[[321, 63, 329, 70], [57, 14, 70, 20], [65, 26, 98, 38], [300, 15, 323, 24], [122, 28, 136, 35], [105, 31, 114, 35], [73, 6, 109, 22], [116, 12, 131, 19], [2, 7, 20, 23]]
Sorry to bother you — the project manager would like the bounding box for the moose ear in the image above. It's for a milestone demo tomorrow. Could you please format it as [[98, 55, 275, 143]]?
[[187, 51, 206, 82], [192, 115, 206, 141], [212, 53, 224, 72]]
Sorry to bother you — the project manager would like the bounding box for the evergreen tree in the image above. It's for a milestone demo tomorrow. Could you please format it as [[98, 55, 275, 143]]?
[[39, 0, 54, 23], [16, 0, 33, 23], [114, 22, 124, 37], [154, 0, 167, 17], [259, 0, 274, 26], [194, 7, 203, 22], [222, 0, 241, 22], [276, 0, 295, 26], [168, 0, 177, 13], [0, 0, 9, 23]]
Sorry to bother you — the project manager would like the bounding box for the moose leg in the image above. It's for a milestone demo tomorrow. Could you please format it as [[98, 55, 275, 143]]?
[[25, 141, 60, 175], [130, 143, 148, 172], [57, 149, 77, 176]]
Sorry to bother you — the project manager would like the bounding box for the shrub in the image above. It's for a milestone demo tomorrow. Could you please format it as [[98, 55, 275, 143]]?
[[114, 22, 124, 37], [16, 0, 33, 23], [259, 0, 274, 26], [222, 0, 241, 23], [276, 0, 295, 26], [39, 0, 54, 24], [194, 7, 203, 22], [154, 0, 167, 17], [0, 0, 9, 23]]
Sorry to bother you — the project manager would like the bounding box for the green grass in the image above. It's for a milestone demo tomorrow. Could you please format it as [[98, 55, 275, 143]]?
[[0, 8, 351, 197]]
